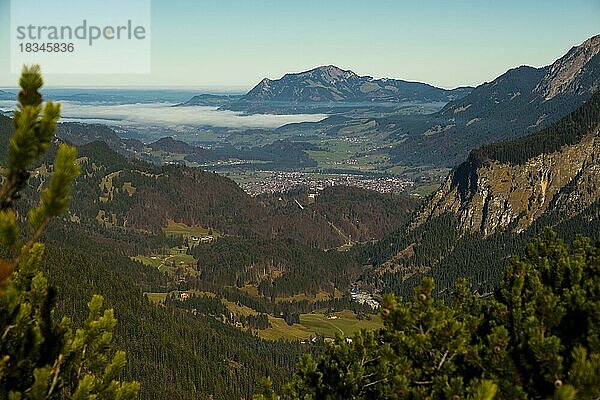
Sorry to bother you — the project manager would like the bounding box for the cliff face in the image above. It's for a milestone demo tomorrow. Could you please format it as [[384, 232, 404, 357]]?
[[414, 129, 600, 236], [534, 35, 600, 101]]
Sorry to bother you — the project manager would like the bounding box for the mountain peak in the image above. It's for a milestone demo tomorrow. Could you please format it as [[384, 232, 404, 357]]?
[[578, 34, 600, 52], [243, 66, 470, 104], [534, 34, 600, 100], [305, 65, 358, 81]]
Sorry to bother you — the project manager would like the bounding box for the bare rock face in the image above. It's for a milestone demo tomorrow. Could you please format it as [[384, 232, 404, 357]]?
[[414, 129, 600, 237], [534, 35, 600, 101]]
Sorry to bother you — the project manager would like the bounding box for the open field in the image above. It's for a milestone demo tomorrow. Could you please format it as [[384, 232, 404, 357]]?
[[299, 310, 382, 338], [145, 292, 169, 303], [132, 246, 197, 276], [163, 220, 213, 237], [275, 289, 342, 303], [145, 290, 216, 304], [260, 310, 381, 340], [169, 246, 197, 265], [132, 255, 162, 268], [145, 289, 382, 340], [259, 317, 315, 341]]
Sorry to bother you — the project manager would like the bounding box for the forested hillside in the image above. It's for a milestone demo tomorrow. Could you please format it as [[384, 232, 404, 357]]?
[[38, 221, 311, 400], [357, 89, 600, 298], [1, 112, 420, 301], [5, 135, 416, 250], [418, 90, 600, 235], [474, 89, 600, 164], [190, 236, 360, 298], [260, 186, 419, 243], [0, 116, 419, 250]]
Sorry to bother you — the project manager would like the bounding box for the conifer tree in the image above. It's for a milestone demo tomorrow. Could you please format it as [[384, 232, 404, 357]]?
[[256, 229, 599, 399], [0, 66, 140, 399]]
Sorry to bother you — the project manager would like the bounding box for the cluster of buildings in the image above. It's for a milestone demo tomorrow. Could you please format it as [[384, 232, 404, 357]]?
[[238, 171, 413, 196], [188, 235, 214, 245], [350, 287, 381, 309]]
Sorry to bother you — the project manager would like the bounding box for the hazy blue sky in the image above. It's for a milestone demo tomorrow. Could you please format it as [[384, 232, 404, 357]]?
[[0, 0, 599, 89]]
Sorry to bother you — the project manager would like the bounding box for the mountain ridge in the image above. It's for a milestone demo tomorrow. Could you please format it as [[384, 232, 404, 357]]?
[[241, 65, 473, 104], [357, 90, 600, 298], [388, 34, 600, 166], [414, 90, 600, 236], [534, 34, 600, 100], [0, 89, 14, 100]]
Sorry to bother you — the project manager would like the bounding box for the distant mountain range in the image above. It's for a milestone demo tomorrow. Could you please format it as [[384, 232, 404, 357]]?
[[180, 93, 242, 107], [0, 90, 15, 100], [241, 65, 472, 103], [179, 66, 473, 114], [382, 34, 600, 166], [176, 35, 600, 169]]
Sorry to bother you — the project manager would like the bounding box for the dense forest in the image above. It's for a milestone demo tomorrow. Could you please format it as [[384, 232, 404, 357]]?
[[44, 138, 417, 249], [260, 231, 600, 399], [41, 234, 309, 400], [190, 236, 360, 297]]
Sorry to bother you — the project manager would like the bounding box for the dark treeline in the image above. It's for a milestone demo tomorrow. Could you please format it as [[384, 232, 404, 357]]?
[[474, 89, 600, 164], [259, 185, 420, 244], [190, 236, 360, 298]]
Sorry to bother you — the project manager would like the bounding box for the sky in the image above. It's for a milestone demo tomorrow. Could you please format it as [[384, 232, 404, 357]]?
[[0, 0, 599, 90]]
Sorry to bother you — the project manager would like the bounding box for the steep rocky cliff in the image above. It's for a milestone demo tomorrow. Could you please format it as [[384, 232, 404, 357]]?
[[412, 86, 600, 237], [534, 35, 600, 100], [414, 129, 600, 236]]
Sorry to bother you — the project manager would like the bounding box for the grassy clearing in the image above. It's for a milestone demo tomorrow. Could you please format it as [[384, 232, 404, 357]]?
[[132, 255, 162, 268], [132, 246, 198, 277], [222, 299, 258, 317], [220, 294, 381, 340], [164, 220, 212, 237], [256, 309, 382, 341], [275, 290, 340, 303], [299, 310, 382, 338], [239, 285, 260, 297], [145, 292, 168, 303], [169, 247, 197, 266], [145, 290, 216, 304], [223, 298, 316, 340], [259, 317, 314, 341], [145, 288, 381, 341]]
